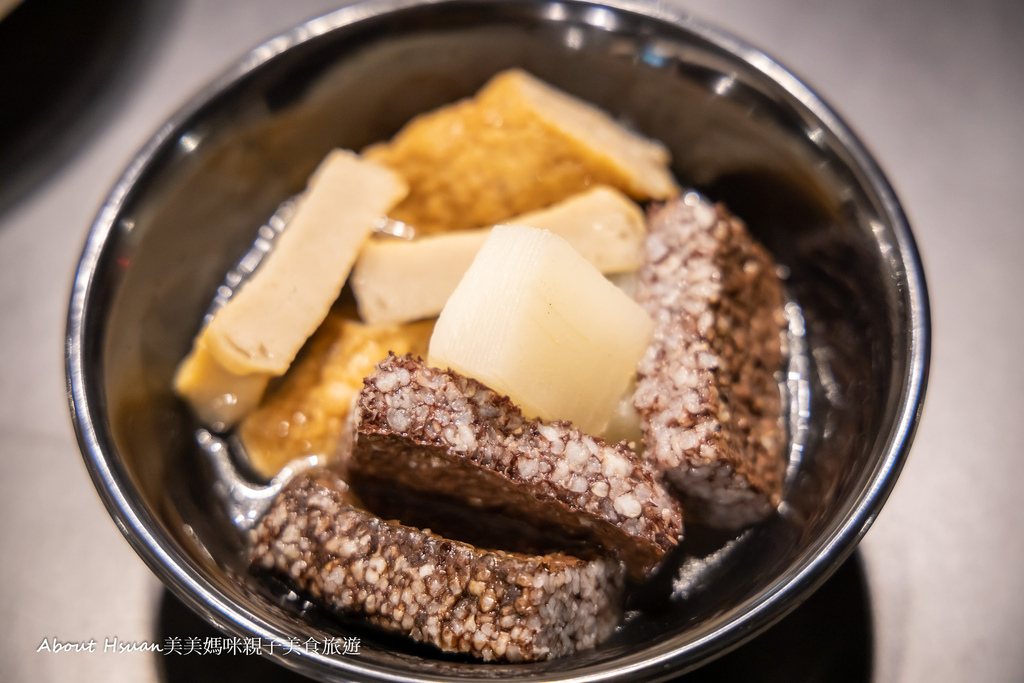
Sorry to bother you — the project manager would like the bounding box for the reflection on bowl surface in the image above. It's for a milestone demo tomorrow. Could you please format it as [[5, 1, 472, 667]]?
[[67, 0, 928, 681]]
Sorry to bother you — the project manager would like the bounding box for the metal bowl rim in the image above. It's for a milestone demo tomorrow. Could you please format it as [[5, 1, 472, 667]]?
[[65, 0, 931, 680]]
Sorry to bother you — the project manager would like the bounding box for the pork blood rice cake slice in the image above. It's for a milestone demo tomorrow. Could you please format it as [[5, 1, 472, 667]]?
[[634, 194, 788, 529], [250, 469, 625, 662], [349, 354, 683, 581]]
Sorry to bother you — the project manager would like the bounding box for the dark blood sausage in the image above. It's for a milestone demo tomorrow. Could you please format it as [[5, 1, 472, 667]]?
[[634, 195, 787, 529], [349, 355, 683, 581], [250, 470, 625, 662]]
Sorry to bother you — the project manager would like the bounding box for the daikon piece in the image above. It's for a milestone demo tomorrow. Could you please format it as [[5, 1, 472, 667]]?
[[427, 225, 653, 435]]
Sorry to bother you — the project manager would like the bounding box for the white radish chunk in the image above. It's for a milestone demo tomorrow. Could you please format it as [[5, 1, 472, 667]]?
[[427, 224, 653, 435]]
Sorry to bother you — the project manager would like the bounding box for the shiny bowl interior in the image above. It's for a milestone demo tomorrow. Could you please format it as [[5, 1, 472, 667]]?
[[66, 0, 929, 680]]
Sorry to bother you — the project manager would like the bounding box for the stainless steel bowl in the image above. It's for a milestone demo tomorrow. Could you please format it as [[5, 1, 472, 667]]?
[[66, 0, 930, 680]]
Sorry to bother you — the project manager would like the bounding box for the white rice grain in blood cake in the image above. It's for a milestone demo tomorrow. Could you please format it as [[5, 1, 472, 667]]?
[[634, 193, 788, 529], [250, 469, 626, 662], [349, 355, 683, 581]]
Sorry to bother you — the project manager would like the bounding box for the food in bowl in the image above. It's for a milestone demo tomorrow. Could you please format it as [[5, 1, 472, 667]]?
[[360, 68, 678, 234], [172, 68, 787, 661], [350, 354, 683, 581], [251, 469, 628, 663], [173, 150, 409, 429], [239, 315, 435, 479], [350, 186, 648, 326], [635, 197, 787, 529]]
